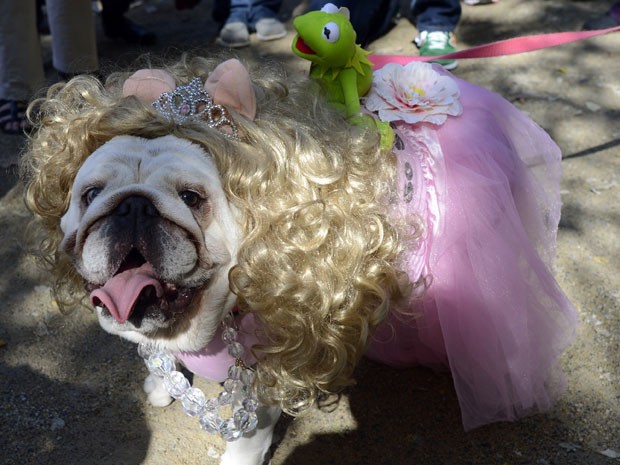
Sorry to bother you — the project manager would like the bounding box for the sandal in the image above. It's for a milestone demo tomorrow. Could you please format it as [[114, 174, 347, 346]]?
[[0, 99, 32, 135]]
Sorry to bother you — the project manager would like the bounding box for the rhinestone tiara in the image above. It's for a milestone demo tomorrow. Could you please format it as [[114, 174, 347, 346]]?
[[153, 77, 238, 139]]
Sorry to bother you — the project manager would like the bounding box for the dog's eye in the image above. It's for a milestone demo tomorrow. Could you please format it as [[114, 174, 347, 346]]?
[[179, 190, 202, 208], [83, 187, 102, 206]]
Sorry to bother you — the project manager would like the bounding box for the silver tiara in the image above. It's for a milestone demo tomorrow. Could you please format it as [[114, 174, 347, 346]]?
[[152, 77, 238, 139]]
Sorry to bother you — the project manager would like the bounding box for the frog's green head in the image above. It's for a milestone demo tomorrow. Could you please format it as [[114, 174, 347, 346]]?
[[292, 3, 357, 69]]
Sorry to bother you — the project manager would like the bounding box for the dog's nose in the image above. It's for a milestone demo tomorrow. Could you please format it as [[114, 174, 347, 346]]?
[[114, 195, 159, 219]]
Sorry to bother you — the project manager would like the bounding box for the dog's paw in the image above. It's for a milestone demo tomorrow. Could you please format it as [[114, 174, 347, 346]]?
[[220, 451, 267, 465], [220, 405, 281, 465], [143, 374, 173, 407]]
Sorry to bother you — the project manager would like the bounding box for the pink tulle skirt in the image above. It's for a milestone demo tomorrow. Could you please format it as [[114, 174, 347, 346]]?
[[365, 74, 579, 430]]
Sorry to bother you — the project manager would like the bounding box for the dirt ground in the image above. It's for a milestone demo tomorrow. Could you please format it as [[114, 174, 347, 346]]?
[[0, 1, 619, 464]]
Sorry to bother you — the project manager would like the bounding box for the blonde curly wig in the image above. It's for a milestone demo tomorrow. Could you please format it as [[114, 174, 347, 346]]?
[[22, 54, 421, 414]]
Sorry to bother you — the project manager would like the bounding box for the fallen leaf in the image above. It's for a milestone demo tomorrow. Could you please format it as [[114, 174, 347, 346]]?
[[599, 449, 620, 459], [559, 442, 581, 452]]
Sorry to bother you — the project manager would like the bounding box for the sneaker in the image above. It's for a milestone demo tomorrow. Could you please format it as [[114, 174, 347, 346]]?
[[255, 18, 287, 41], [217, 21, 250, 48], [414, 30, 458, 70]]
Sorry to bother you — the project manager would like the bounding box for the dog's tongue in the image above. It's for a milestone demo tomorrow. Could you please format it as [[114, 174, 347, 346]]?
[[90, 263, 164, 324]]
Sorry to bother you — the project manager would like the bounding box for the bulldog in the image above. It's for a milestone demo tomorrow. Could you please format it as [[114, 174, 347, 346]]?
[[59, 133, 280, 465], [23, 50, 578, 465]]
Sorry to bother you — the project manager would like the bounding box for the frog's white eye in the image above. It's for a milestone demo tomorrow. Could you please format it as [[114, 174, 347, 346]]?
[[322, 22, 340, 43]]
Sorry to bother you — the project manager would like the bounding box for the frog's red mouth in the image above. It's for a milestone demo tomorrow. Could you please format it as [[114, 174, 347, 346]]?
[[294, 35, 316, 55]]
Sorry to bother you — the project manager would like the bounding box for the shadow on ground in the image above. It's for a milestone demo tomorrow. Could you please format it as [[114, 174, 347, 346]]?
[[0, 326, 150, 465], [274, 358, 617, 465]]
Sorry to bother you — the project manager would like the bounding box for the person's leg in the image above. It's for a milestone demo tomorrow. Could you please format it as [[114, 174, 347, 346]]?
[[47, 0, 99, 76], [583, 1, 620, 30], [410, 0, 461, 32], [246, 0, 280, 24], [218, 0, 251, 47], [0, 0, 44, 133], [100, 0, 157, 45], [100, 0, 130, 27], [213, 0, 231, 24], [0, 0, 44, 101], [218, 0, 285, 45], [227, 0, 250, 24], [36, 0, 51, 35]]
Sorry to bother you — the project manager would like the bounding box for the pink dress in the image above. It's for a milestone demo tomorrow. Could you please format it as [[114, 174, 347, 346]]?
[[365, 70, 579, 430], [175, 66, 578, 433]]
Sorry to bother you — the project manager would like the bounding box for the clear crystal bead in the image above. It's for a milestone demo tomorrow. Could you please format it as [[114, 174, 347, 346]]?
[[219, 418, 243, 441], [223, 378, 238, 393], [205, 398, 219, 412], [181, 387, 206, 417], [240, 368, 256, 386], [239, 384, 252, 398], [137, 342, 153, 359], [218, 390, 233, 406], [222, 313, 236, 328], [199, 410, 222, 434], [221, 327, 238, 344], [233, 408, 249, 428], [146, 351, 175, 377], [228, 341, 244, 358], [234, 409, 258, 433], [228, 365, 242, 380], [242, 397, 259, 413], [163, 371, 190, 399]]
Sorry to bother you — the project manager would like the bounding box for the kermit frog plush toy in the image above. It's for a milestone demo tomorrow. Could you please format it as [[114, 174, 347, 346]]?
[[292, 3, 372, 117], [292, 3, 393, 148]]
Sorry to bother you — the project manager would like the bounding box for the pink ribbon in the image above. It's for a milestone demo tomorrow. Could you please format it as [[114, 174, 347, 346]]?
[[370, 24, 620, 69]]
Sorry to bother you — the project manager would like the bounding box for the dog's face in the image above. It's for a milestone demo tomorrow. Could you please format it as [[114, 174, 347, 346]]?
[[60, 135, 241, 352]]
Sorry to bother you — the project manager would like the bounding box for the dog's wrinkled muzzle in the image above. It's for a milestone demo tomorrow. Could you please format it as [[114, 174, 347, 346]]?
[[87, 195, 198, 327]]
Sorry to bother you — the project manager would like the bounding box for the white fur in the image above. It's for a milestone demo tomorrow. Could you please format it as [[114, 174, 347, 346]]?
[[62, 135, 281, 464], [62, 135, 240, 351], [143, 374, 173, 407], [221, 404, 281, 465]]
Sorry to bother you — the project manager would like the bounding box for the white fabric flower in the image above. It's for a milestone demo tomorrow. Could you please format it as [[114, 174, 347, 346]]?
[[364, 62, 463, 125]]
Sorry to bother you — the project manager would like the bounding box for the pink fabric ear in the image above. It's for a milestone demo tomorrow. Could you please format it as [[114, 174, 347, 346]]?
[[204, 59, 256, 121], [122, 61, 256, 126], [122, 69, 176, 102]]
